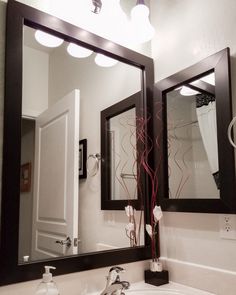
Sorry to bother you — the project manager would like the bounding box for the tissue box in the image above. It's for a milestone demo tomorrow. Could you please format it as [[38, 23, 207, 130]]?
[[144, 270, 169, 287]]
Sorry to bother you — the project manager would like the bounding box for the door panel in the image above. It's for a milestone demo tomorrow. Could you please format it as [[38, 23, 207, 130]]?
[[31, 89, 80, 260]]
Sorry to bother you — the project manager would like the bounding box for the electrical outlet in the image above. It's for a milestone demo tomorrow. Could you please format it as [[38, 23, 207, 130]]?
[[219, 215, 236, 239]]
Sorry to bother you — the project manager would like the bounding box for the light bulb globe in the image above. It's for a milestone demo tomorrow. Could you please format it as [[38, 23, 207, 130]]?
[[67, 43, 93, 58], [95, 53, 118, 67], [130, 4, 155, 44], [35, 30, 64, 48]]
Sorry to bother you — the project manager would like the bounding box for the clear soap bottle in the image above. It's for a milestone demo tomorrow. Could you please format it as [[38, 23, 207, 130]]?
[[35, 266, 60, 295]]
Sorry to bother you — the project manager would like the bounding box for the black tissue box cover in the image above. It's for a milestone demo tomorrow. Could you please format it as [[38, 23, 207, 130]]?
[[144, 270, 169, 287]]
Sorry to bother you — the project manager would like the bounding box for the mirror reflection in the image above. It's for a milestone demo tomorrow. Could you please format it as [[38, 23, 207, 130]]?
[[19, 25, 144, 264], [167, 72, 220, 199], [109, 107, 137, 201]]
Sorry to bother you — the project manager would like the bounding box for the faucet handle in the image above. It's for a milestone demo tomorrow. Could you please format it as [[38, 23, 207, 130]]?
[[108, 266, 125, 284], [109, 266, 125, 273]]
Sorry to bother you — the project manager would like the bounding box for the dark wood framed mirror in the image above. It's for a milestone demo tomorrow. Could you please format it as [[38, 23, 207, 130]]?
[[154, 48, 236, 213], [101, 92, 142, 210], [0, 0, 154, 285]]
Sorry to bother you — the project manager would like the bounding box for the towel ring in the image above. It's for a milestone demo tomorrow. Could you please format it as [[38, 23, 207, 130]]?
[[87, 153, 101, 177], [227, 116, 236, 149]]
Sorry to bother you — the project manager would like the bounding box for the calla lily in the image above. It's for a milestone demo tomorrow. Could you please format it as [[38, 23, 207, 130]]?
[[153, 205, 163, 222], [125, 205, 135, 217], [145, 224, 152, 237]]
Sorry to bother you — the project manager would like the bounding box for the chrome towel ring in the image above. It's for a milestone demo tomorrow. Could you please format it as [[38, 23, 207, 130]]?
[[87, 153, 101, 177], [228, 116, 236, 149]]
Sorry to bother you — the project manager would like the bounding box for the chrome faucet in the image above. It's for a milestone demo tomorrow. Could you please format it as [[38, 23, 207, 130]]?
[[100, 266, 130, 295]]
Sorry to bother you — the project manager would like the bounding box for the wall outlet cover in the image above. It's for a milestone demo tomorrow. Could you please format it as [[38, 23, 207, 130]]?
[[219, 215, 236, 239]]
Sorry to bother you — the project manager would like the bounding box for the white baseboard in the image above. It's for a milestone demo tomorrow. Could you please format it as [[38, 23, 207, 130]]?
[[160, 257, 236, 295]]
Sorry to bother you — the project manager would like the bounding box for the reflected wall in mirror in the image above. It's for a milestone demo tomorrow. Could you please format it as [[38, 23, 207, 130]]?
[[19, 25, 144, 264], [101, 93, 142, 209], [167, 72, 220, 199], [155, 48, 236, 213]]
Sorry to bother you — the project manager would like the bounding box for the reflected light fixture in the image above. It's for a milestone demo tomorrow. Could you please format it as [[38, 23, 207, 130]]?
[[35, 30, 64, 47], [67, 43, 93, 58], [180, 86, 200, 96], [130, 0, 155, 44], [95, 53, 118, 67]]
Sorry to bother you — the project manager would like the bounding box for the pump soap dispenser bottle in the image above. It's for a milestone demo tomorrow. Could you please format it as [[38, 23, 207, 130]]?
[[35, 266, 60, 295]]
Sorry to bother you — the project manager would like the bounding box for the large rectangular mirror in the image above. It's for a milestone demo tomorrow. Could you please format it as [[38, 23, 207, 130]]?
[[0, 0, 154, 285], [154, 48, 236, 213], [19, 25, 144, 263]]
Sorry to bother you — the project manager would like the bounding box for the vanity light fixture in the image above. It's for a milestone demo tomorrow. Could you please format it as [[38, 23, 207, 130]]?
[[130, 0, 155, 44], [91, 0, 102, 14], [67, 43, 93, 58], [95, 53, 118, 67], [35, 30, 64, 47], [89, 0, 155, 45]]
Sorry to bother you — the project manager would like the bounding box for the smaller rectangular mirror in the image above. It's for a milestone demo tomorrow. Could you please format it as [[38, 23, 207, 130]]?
[[101, 93, 142, 210], [167, 71, 220, 199], [154, 48, 236, 213], [109, 107, 137, 201]]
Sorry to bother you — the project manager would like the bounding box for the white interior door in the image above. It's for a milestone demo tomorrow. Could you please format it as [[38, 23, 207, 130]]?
[[31, 89, 80, 260]]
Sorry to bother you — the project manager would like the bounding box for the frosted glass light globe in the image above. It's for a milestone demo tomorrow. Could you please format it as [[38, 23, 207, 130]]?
[[95, 53, 118, 67], [35, 30, 63, 48], [180, 86, 200, 96], [130, 4, 155, 44], [67, 43, 93, 58]]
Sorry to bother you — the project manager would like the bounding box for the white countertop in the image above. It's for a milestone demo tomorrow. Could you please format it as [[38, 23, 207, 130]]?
[[127, 281, 215, 295]]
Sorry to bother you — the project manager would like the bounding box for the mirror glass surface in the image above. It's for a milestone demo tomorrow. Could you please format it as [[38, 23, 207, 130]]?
[[109, 107, 137, 200], [19, 25, 144, 264], [167, 72, 220, 199]]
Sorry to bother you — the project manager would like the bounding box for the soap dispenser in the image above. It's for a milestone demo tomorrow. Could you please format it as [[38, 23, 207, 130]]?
[[35, 266, 60, 295]]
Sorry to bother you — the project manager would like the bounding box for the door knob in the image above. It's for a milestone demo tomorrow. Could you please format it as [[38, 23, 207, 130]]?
[[55, 236, 72, 247]]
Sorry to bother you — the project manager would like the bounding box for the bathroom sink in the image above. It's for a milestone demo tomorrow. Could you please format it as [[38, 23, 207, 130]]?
[[89, 281, 215, 295]]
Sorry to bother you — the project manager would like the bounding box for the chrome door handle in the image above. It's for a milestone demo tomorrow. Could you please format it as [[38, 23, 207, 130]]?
[[55, 237, 72, 247]]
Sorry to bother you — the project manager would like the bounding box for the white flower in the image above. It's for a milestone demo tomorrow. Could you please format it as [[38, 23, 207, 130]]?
[[125, 222, 135, 235], [153, 206, 163, 222], [125, 205, 135, 217], [125, 222, 134, 237], [145, 224, 153, 237]]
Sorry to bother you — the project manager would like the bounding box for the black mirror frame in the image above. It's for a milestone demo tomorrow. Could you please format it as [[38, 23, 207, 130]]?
[[101, 92, 142, 210], [154, 48, 236, 213], [0, 0, 154, 285]]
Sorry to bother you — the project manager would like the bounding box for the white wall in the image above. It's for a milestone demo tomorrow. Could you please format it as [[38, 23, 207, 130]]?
[[22, 46, 49, 118], [150, 0, 236, 293]]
